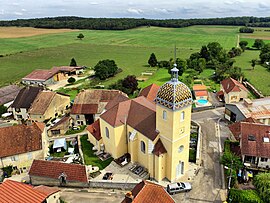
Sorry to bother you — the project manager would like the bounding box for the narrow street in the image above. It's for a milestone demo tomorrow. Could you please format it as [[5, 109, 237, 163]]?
[[174, 108, 228, 202]]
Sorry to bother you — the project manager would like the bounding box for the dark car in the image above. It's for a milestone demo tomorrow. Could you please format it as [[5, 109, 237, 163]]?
[[102, 172, 113, 180]]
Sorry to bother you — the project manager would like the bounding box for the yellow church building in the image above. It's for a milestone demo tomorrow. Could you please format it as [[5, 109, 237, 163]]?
[[87, 65, 193, 182]]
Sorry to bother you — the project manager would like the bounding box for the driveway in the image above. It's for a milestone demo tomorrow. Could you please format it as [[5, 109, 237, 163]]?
[[174, 108, 228, 202]]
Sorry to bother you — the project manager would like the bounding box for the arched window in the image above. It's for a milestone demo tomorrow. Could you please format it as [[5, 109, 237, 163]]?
[[180, 111, 185, 122], [141, 141, 146, 154], [163, 110, 167, 120], [105, 127, 109, 138], [178, 145, 184, 153]]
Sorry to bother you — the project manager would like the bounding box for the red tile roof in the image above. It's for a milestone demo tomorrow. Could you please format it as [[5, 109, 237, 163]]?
[[153, 139, 167, 156], [221, 77, 248, 94], [29, 160, 88, 183], [240, 123, 270, 158], [0, 123, 44, 158], [100, 96, 159, 141], [105, 94, 129, 110], [193, 84, 207, 91], [71, 104, 99, 114], [86, 119, 101, 141], [195, 90, 208, 97], [229, 117, 262, 141], [0, 180, 47, 203], [33, 185, 60, 196], [22, 69, 58, 81], [139, 84, 160, 103], [122, 180, 175, 203]]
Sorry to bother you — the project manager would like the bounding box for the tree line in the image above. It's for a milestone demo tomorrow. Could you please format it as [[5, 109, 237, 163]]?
[[1, 16, 270, 30]]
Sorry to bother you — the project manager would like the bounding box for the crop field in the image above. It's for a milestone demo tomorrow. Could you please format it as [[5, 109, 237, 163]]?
[[0, 25, 269, 95]]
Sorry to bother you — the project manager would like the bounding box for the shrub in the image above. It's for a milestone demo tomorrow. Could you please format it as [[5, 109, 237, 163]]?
[[68, 77, 76, 84]]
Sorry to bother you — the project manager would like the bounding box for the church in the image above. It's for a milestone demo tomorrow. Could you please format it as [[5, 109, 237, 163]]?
[[87, 65, 193, 182]]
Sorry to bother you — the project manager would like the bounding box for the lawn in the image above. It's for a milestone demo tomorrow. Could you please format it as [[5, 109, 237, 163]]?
[[80, 135, 113, 170], [0, 25, 237, 87]]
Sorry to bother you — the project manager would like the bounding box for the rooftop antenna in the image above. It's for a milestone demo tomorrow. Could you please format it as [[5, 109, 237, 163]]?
[[171, 44, 179, 82], [174, 44, 177, 64]]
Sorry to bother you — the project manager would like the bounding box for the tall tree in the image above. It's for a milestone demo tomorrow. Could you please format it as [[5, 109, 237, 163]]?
[[70, 58, 77, 66], [239, 41, 248, 51], [94, 59, 118, 80], [200, 45, 210, 61], [253, 39, 265, 50], [148, 53, 158, 67], [122, 75, 138, 95], [77, 33, 84, 40], [251, 59, 256, 70]]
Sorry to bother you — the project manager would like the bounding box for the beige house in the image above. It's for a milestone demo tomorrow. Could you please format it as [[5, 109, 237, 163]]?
[[0, 123, 47, 171], [87, 67, 193, 182], [0, 179, 60, 203], [29, 91, 70, 122], [71, 89, 127, 126], [219, 77, 248, 103], [47, 116, 71, 137]]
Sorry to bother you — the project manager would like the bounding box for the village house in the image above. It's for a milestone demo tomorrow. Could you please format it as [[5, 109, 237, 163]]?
[[11, 86, 43, 120], [0, 85, 21, 107], [87, 67, 193, 182], [0, 179, 60, 203], [22, 66, 85, 86], [225, 97, 270, 123], [229, 120, 270, 169], [138, 83, 160, 103], [0, 122, 47, 171], [47, 116, 71, 137], [122, 180, 175, 203], [218, 77, 249, 103], [71, 89, 127, 126], [193, 84, 208, 100], [29, 159, 89, 187], [28, 91, 70, 122]]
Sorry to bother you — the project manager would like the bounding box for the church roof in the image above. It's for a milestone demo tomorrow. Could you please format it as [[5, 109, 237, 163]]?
[[155, 81, 192, 110], [153, 139, 167, 156], [139, 84, 160, 103]]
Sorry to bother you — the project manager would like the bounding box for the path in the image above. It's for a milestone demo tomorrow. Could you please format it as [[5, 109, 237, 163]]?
[[236, 34, 240, 48]]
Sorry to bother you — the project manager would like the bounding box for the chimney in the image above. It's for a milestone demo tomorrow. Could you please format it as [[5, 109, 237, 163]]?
[[244, 99, 253, 108], [125, 191, 134, 203]]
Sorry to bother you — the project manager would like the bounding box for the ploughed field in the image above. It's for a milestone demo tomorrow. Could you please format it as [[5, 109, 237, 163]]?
[[0, 25, 269, 95]]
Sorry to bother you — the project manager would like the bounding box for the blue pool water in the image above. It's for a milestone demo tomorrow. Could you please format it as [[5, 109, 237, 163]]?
[[197, 99, 208, 104]]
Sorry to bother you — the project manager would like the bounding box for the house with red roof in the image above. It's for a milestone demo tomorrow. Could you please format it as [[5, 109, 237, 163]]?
[[138, 84, 160, 103], [0, 123, 47, 171], [71, 89, 127, 126], [218, 77, 248, 103], [0, 179, 60, 203], [229, 121, 270, 169], [122, 180, 175, 203], [192, 84, 208, 100], [29, 159, 89, 187]]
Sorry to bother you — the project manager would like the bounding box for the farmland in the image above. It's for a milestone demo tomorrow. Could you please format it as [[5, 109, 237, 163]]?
[[0, 25, 269, 95]]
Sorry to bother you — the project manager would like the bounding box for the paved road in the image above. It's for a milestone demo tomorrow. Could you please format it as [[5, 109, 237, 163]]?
[[174, 108, 228, 202]]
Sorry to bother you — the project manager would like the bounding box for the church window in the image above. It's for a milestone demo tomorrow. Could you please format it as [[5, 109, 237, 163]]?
[[141, 141, 146, 154], [163, 110, 167, 120], [180, 111, 185, 122], [178, 145, 184, 153], [105, 127, 109, 138]]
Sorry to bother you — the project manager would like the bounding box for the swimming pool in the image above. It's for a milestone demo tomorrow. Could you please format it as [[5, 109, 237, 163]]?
[[197, 99, 208, 105]]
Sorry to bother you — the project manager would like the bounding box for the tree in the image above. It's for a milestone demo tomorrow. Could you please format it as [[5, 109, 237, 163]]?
[[239, 41, 248, 51], [239, 27, 254, 33], [122, 75, 138, 95], [251, 59, 256, 70], [254, 172, 270, 203], [200, 45, 211, 61], [0, 105, 7, 116], [70, 58, 77, 66], [67, 77, 76, 84], [207, 42, 223, 59], [148, 53, 158, 67], [253, 39, 265, 50], [94, 59, 118, 80], [260, 43, 270, 63], [77, 33, 84, 40]]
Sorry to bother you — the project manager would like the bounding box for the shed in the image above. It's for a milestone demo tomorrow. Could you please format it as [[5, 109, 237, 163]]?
[[53, 138, 67, 152]]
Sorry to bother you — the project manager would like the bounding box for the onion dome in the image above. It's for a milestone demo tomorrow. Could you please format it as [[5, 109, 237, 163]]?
[[155, 64, 193, 110]]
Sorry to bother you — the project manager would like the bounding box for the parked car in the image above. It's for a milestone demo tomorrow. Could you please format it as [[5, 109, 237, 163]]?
[[102, 172, 113, 180], [167, 182, 192, 195]]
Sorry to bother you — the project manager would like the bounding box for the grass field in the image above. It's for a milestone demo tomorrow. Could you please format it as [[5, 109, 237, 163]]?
[[0, 25, 269, 95]]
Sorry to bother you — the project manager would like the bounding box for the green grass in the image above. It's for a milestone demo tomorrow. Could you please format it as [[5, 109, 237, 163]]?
[[234, 50, 270, 96], [189, 149, 196, 163], [80, 135, 113, 170]]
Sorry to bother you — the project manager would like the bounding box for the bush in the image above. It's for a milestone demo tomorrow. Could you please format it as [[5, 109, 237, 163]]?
[[68, 77, 76, 84], [2, 165, 13, 178], [229, 189, 263, 203]]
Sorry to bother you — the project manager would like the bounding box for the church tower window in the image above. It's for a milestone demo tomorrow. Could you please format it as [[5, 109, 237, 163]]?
[[180, 111, 185, 122], [163, 110, 167, 120]]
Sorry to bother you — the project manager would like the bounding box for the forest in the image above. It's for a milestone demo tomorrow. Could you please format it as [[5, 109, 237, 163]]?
[[1, 16, 270, 30]]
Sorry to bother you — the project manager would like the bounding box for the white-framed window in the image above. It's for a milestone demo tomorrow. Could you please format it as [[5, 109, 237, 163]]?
[[163, 110, 167, 120], [261, 157, 268, 162], [178, 145, 184, 153], [180, 111, 185, 122], [76, 115, 80, 119], [11, 155, 18, 161], [105, 127, 109, 138], [141, 141, 146, 154]]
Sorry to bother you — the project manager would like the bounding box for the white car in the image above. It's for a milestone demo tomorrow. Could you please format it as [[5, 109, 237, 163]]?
[[167, 182, 192, 195]]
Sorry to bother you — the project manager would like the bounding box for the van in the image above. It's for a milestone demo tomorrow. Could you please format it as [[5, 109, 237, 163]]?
[[167, 182, 192, 195]]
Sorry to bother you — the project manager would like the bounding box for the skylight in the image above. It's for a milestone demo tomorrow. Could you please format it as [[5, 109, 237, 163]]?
[[263, 137, 270, 143]]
